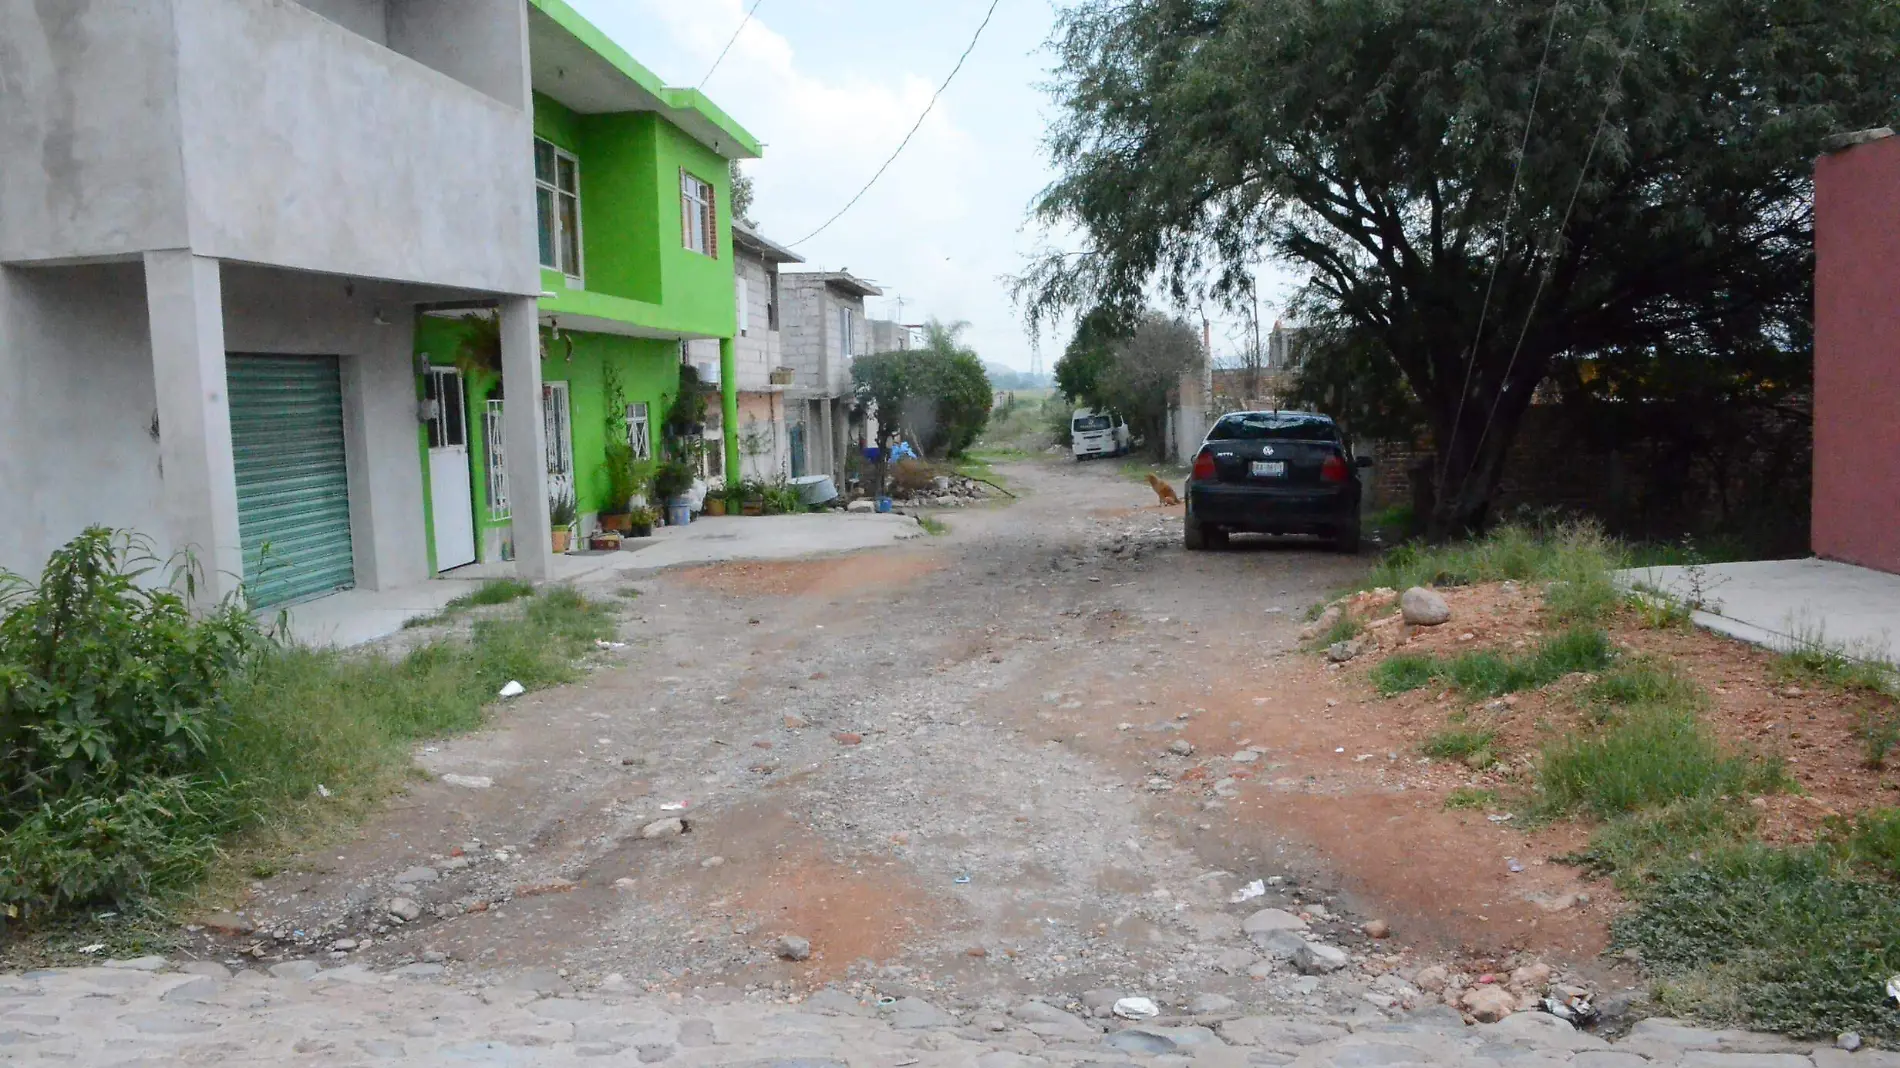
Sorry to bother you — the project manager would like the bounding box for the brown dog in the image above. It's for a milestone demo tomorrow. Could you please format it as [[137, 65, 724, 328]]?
[[1145, 472, 1182, 507]]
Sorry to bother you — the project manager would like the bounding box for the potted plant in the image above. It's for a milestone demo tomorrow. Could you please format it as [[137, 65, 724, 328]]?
[[762, 478, 803, 516], [549, 487, 577, 553], [740, 478, 767, 517], [651, 459, 695, 527], [626, 504, 656, 538], [703, 484, 728, 517], [598, 365, 652, 532]]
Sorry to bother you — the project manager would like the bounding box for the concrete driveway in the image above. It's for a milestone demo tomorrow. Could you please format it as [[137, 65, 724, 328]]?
[[1623, 557, 1900, 662]]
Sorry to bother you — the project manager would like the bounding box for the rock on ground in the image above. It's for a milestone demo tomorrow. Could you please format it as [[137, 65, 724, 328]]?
[[1401, 586, 1452, 625]]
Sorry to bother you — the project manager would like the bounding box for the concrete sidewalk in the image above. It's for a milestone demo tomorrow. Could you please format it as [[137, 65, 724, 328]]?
[[279, 512, 924, 647], [1621, 557, 1900, 662]]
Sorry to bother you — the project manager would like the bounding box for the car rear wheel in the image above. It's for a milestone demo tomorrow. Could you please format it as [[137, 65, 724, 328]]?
[[1184, 518, 1209, 551], [1333, 519, 1362, 554]]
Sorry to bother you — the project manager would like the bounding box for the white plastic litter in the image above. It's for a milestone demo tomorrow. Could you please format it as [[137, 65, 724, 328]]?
[[595, 640, 627, 649], [1487, 813, 1514, 822], [1112, 997, 1160, 1020], [78, 944, 104, 955], [440, 774, 494, 789], [1888, 974, 1900, 1005], [660, 801, 689, 812], [316, 784, 331, 799], [497, 680, 526, 698], [1229, 879, 1267, 904]]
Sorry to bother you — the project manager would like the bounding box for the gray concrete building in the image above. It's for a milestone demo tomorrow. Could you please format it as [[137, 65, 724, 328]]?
[[778, 270, 881, 484], [0, 0, 551, 605], [728, 223, 804, 482]]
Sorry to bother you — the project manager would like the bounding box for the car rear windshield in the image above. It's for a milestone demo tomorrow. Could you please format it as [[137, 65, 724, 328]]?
[[1074, 415, 1111, 432], [1208, 413, 1339, 442]]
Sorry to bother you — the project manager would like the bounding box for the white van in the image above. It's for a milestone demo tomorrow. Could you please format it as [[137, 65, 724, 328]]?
[[1071, 408, 1131, 460]]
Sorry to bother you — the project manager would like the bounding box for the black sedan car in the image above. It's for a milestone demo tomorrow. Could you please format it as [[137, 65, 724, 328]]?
[[1184, 411, 1371, 553]]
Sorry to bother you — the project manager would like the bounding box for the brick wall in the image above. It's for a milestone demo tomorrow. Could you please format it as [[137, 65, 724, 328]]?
[[1366, 402, 1811, 549]]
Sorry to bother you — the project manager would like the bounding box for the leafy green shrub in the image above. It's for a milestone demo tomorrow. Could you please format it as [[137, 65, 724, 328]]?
[[1371, 654, 1438, 695], [1537, 708, 1786, 820], [2, 530, 617, 923], [0, 776, 242, 917], [1614, 843, 1900, 1040], [0, 529, 259, 814]]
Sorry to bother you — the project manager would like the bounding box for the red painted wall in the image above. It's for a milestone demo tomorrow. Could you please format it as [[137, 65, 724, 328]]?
[[1813, 134, 1900, 574]]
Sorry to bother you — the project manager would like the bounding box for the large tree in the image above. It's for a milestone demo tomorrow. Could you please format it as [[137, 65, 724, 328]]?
[[1018, 0, 1900, 536], [1055, 309, 1203, 458], [852, 320, 993, 460]]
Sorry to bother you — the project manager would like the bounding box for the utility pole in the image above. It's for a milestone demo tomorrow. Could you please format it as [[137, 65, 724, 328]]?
[[1246, 274, 1263, 402]]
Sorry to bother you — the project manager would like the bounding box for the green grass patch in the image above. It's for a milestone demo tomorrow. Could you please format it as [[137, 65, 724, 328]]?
[[1585, 657, 1700, 711], [1559, 796, 1760, 888], [1444, 787, 1503, 810], [1422, 728, 1499, 767], [1773, 638, 1899, 698], [1857, 704, 1900, 769], [916, 515, 949, 536], [1366, 627, 1615, 699], [1614, 842, 1900, 1041], [1825, 808, 1900, 882], [403, 578, 537, 628], [1371, 653, 1439, 695], [1537, 707, 1787, 820], [1314, 612, 1365, 648]]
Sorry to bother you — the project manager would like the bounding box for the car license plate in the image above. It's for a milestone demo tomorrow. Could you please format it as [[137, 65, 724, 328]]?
[[1251, 460, 1285, 477]]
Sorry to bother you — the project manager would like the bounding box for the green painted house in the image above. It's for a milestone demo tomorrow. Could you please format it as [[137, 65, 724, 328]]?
[[416, 0, 758, 568]]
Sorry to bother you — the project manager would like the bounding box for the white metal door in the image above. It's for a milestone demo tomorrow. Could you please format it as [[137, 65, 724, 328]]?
[[425, 367, 476, 571], [543, 381, 574, 504]]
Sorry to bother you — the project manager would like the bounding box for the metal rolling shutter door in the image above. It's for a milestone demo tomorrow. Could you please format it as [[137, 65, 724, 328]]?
[[227, 354, 355, 608]]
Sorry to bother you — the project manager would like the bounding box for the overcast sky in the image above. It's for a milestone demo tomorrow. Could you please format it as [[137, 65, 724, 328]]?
[[567, 0, 1290, 372]]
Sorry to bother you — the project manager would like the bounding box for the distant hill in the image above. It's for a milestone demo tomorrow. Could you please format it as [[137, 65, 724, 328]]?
[[985, 364, 1051, 391]]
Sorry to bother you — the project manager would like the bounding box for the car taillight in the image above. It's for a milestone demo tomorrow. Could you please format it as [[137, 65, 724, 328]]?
[[1321, 454, 1350, 483], [1191, 450, 1216, 480]]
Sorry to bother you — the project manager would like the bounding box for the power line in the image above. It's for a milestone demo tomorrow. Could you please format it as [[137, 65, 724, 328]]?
[[1452, 0, 1654, 507], [697, 0, 767, 91], [1437, 0, 1565, 496], [787, 0, 1004, 248]]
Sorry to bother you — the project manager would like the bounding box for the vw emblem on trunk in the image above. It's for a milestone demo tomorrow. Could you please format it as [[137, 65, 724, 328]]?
[[1261, 445, 1275, 456]]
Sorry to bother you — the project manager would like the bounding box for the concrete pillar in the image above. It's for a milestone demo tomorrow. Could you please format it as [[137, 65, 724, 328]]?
[[499, 297, 551, 579], [719, 336, 740, 489], [144, 251, 243, 606], [818, 399, 836, 482]]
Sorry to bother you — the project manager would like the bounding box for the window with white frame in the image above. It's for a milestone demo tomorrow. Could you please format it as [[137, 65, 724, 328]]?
[[484, 400, 510, 520], [535, 139, 582, 279], [837, 305, 853, 359], [627, 402, 651, 461], [681, 170, 717, 257]]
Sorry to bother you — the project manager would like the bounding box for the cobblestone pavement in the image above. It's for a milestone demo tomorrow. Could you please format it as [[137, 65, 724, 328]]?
[[3, 960, 1892, 1067]]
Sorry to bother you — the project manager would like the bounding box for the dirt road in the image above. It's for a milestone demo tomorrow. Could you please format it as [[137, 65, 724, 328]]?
[[202, 457, 1580, 1016]]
